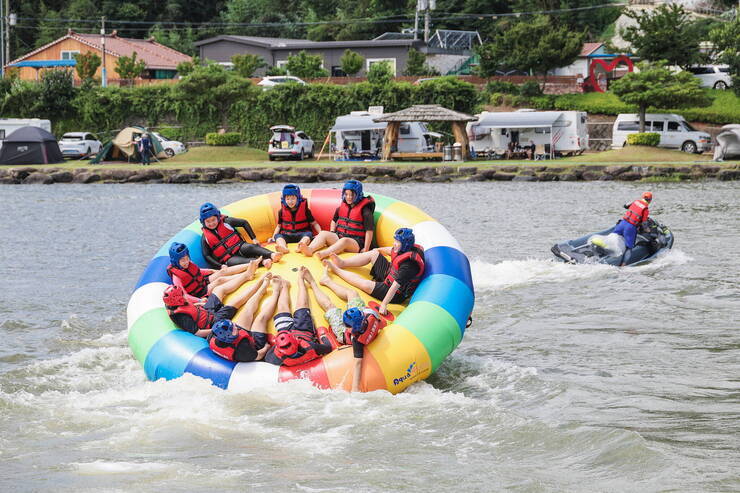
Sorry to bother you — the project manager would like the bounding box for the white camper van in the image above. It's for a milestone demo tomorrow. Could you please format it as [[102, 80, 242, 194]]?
[[468, 110, 589, 157], [612, 113, 711, 153], [0, 118, 52, 141], [331, 111, 440, 157]]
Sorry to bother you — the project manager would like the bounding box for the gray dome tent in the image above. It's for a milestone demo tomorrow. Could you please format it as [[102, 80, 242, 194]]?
[[0, 126, 64, 165]]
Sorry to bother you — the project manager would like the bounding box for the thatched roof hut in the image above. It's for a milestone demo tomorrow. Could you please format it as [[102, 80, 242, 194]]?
[[373, 105, 475, 160], [373, 104, 476, 123]]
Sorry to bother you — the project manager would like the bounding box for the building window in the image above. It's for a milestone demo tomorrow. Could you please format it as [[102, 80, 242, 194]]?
[[367, 58, 397, 76], [61, 50, 80, 60], [276, 60, 288, 68]]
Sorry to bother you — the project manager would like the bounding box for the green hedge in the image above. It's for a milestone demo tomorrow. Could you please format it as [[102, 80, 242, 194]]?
[[626, 132, 660, 146], [206, 132, 242, 146]]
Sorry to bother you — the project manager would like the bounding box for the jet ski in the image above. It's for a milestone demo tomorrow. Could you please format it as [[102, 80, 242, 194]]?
[[551, 218, 674, 266]]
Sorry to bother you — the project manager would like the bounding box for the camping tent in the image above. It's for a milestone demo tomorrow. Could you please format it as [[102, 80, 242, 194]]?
[[90, 126, 166, 164], [0, 126, 64, 165]]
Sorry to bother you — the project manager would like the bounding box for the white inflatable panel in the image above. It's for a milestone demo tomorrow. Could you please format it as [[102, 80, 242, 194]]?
[[127, 282, 168, 329], [227, 362, 281, 391], [413, 221, 463, 252]]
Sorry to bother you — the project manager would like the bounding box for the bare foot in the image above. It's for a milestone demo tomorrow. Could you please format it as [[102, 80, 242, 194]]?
[[315, 249, 330, 260], [329, 253, 345, 268], [272, 252, 284, 263], [246, 257, 262, 279], [297, 242, 312, 257], [275, 243, 289, 254], [262, 258, 273, 270], [301, 266, 317, 284], [319, 265, 332, 287]]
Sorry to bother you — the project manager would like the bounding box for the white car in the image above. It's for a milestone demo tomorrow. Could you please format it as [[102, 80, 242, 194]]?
[[268, 125, 314, 161], [152, 132, 187, 157], [612, 113, 712, 153], [58, 132, 102, 158], [257, 76, 307, 88], [686, 65, 732, 90]]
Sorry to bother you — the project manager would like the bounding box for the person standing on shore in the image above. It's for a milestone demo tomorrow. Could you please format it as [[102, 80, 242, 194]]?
[[138, 133, 152, 166]]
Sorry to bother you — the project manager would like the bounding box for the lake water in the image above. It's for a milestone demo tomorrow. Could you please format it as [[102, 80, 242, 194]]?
[[1, 182, 738, 492]]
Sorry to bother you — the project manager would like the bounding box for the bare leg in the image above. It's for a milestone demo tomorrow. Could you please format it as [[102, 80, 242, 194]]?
[[212, 268, 256, 303], [295, 269, 309, 310], [302, 231, 338, 256], [232, 275, 270, 329], [329, 250, 379, 269], [275, 237, 289, 253], [323, 259, 375, 294], [318, 264, 360, 302], [211, 261, 251, 280], [315, 237, 360, 260], [210, 256, 260, 288], [276, 278, 292, 315], [300, 266, 337, 312], [250, 277, 282, 334]]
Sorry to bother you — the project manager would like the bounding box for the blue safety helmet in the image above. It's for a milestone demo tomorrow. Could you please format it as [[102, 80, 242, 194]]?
[[281, 184, 303, 207], [169, 242, 189, 266], [212, 319, 237, 344], [394, 228, 415, 253], [342, 307, 366, 334], [199, 202, 220, 224], [342, 180, 363, 204]]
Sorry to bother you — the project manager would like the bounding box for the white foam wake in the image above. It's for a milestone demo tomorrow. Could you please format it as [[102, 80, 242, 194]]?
[[471, 258, 616, 292]]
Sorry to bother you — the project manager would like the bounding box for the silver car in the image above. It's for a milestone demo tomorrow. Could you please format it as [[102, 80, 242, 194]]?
[[58, 132, 102, 158], [267, 125, 314, 161], [686, 65, 732, 90]]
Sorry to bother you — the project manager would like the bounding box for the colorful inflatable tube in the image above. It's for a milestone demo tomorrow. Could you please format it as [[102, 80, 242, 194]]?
[[126, 189, 474, 393]]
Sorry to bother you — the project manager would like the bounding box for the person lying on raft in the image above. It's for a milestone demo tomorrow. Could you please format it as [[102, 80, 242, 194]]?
[[209, 274, 279, 363], [167, 242, 260, 302], [300, 267, 385, 392], [298, 180, 374, 259], [199, 202, 283, 269], [322, 228, 424, 315], [271, 184, 321, 254], [162, 271, 269, 338], [263, 277, 335, 367]]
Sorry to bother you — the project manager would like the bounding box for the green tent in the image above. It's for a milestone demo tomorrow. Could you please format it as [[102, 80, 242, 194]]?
[[91, 126, 166, 164]]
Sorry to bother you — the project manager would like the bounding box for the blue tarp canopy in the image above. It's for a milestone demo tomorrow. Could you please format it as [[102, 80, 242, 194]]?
[[9, 60, 76, 68]]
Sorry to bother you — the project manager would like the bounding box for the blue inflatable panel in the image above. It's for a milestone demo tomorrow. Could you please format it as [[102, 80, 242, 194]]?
[[134, 256, 172, 291], [144, 330, 208, 381], [184, 348, 237, 389], [423, 246, 474, 294], [153, 229, 206, 267], [411, 274, 474, 335]]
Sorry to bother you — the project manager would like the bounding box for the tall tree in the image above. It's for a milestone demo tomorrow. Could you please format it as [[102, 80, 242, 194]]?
[[621, 4, 702, 69], [476, 16, 584, 88], [611, 61, 709, 132]]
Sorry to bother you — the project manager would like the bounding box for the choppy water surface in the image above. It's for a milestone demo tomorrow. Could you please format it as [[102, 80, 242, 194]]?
[[0, 182, 738, 492]]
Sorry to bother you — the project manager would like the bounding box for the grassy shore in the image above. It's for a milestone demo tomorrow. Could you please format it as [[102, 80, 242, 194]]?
[[11, 145, 740, 171]]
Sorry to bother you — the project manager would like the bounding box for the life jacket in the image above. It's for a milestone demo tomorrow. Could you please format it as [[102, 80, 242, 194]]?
[[622, 199, 649, 226], [170, 303, 215, 332], [279, 200, 311, 234], [335, 196, 374, 240], [167, 261, 208, 297], [383, 245, 425, 297], [272, 331, 322, 367], [202, 215, 242, 263], [344, 307, 386, 346], [209, 329, 256, 362]]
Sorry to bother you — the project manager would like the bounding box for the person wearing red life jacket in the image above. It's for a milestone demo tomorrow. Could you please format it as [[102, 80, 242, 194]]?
[[263, 277, 334, 367], [208, 276, 279, 362], [163, 272, 272, 338], [322, 228, 425, 315], [271, 184, 321, 254], [298, 180, 375, 259], [613, 192, 652, 265], [199, 202, 283, 270], [167, 242, 260, 301], [342, 306, 386, 392]]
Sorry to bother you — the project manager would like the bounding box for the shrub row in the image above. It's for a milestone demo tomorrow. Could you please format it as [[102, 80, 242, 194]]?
[[626, 132, 660, 146], [206, 132, 242, 146]]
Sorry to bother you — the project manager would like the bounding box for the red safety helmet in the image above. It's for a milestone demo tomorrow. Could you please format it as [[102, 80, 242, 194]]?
[[275, 331, 299, 355], [642, 192, 653, 202], [162, 285, 186, 308]]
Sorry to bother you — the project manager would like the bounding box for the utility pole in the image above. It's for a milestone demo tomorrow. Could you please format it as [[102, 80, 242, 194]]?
[[101, 17, 107, 87], [0, 0, 5, 77]]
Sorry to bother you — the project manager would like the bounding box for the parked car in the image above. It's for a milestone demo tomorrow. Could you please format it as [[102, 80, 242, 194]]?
[[257, 76, 307, 88], [152, 132, 186, 157], [686, 65, 732, 90], [612, 113, 712, 153], [268, 125, 314, 161], [58, 132, 102, 158]]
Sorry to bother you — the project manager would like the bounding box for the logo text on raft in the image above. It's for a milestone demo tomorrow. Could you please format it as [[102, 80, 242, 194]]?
[[393, 362, 416, 386]]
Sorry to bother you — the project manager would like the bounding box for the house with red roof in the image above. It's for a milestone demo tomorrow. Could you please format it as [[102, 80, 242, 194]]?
[[6, 30, 191, 84]]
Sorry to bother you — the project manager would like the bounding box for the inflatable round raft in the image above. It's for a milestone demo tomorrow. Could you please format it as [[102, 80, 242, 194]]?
[[126, 189, 474, 393]]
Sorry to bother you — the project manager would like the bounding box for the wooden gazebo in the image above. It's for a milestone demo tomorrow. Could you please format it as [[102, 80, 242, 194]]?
[[373, 104, 477, 161]]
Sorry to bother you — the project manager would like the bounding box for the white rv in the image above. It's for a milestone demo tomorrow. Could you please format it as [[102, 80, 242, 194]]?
[[0, 119, 52, 141], [468, 110, 589, 156], [330, 111, 441, 156]]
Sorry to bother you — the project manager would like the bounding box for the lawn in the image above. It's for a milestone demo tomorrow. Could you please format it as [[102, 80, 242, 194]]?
[[562, 146, 716, 164]]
